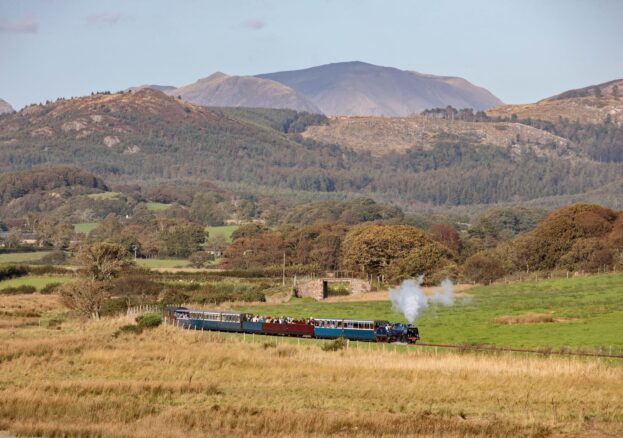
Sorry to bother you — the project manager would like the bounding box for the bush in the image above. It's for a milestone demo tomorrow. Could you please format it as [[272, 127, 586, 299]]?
[[321, 337, 347, 352], [135, 312, 162, 328], [0, 285, 37, 294], [0, 265, 29, 281], [37, 251, 67, 265], [463, 253, 506, 284], [101, 297, 129, 316], [40, 282, 61, 294], [114, 324, 143, 336]]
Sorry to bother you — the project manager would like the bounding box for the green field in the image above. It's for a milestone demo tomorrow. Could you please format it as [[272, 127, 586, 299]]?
[[86, 192, 121, 200], [239, 273, 623, 351], [205, 224, 238, 241], [0, 275, 74, 291], [145, 202, 171, 211], [135, 258, 191, 269], [0, 251, 53, 264], [73, 222, 98, 234]]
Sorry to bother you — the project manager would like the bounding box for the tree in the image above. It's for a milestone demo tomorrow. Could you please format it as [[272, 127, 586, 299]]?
[[340, 224, 449, 283], [158, 222, 207, 257], [58, 279, 110, 319], [189, 251, 213, 268], [428, 223, 461, 254], [463, 253, 505, 284], [75, 242, 132, 281]]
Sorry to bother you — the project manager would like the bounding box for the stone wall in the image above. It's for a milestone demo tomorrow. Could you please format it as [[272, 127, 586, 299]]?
[[294, 278, 371, 300]]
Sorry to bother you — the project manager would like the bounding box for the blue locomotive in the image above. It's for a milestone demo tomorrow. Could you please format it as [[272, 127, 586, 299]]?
[[163, 306, 420, 343]]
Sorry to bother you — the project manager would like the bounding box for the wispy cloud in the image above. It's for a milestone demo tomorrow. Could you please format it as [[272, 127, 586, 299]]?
[[0, 16, 39, 33], [240, 19, 265, 30], [85, 12, 122, 25]]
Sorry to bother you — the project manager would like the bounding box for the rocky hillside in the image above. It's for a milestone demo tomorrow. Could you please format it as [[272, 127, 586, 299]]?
[[258, 61, 503, 116], [0, 98, 14, 114], [1, 88, 621, 209], [302, 116, 576, 160], [488, 79, 623, 124], [169, 73, 321, 113]]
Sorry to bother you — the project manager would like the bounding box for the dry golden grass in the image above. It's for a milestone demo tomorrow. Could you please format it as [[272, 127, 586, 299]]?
[[493, 313, 577, 325], [0, 314, 622, 437]]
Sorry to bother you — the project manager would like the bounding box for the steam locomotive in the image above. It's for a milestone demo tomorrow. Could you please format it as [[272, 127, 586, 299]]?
[[163, 306, 420, 343]]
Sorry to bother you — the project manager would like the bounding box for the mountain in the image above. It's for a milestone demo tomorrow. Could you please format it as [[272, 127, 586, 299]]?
[[257, 61, 503, 116], [488, 79, 623, 124], [1, 88, 622, 210], [168, 73, 321, 113], [0, 98, 14, 114]]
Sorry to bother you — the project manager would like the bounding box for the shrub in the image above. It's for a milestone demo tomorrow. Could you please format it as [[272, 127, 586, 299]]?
[[136, 312, 162, 328], [101, 297, 129, 316], [321, 337, 347, 352], [0, 285, 37, 294], [463, 253, 506, 284], [37, 251, 67, 265], [114, 324, 143, 336], [0, 265, 29, 281], [40, 282, 62, 294]]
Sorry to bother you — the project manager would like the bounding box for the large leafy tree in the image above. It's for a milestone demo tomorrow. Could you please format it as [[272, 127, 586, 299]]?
[[340, 224, 449, 283]]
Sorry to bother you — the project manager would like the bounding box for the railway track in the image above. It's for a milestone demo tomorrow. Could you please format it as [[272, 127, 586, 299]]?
[[413, 342, 623, 359]]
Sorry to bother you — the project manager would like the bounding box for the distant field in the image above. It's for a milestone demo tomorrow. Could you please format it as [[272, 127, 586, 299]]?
[[86, 192, 121, 200], [145, 201, 171, 211], [135, 258, 191, 269], [205, 224, 238, 241], [74, 222, 98, 234], [0, 251, 53, 264], [0, 275, 74, 291], [239, 273, 623, 351]]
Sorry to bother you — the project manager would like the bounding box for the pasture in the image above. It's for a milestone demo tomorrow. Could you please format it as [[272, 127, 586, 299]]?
[[73, 222, 98, 234], [205, 224, 238, 241], [87, 192, 122, 200], [0, 311, 621, 437], [0, 275, 74, 291], [134, 258, 192, 269], [0, 251, 54, 265], [237, 273, 623, 352], [145, 201, 171, 211]]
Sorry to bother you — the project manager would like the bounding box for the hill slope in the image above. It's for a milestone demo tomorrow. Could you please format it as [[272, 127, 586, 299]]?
[[1, 89, 622, 209], [0, 98, 14, 114], [258, 61, 503, 116], [488, 79, 623, 124], [169, 73, 321, 113]]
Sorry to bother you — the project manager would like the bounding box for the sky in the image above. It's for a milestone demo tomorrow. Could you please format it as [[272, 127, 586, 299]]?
[[1, 0, 622, 109]]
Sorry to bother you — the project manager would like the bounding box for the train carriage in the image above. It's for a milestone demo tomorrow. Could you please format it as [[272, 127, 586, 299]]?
[[165, 307, 419, 344]]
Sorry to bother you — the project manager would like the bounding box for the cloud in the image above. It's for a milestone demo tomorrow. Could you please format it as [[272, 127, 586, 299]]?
[[85, 12, 122, 25], [0, 16, 39, 33], [241, 19, 265, 30]]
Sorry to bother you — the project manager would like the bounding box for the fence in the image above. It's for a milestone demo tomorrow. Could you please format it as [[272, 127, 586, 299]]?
[[126, 304, 161, 319]]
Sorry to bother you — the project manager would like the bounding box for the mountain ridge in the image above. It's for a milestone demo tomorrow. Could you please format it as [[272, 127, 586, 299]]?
[[258, 61, 503, 116], [0, 98, 14, 114]]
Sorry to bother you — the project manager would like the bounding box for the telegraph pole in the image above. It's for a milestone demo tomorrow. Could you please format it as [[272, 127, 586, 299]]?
[[282, 252, 286, 286]]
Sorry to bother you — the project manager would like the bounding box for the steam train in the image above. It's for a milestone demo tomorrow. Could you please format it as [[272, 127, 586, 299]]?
[[163, 306, 420, 343]]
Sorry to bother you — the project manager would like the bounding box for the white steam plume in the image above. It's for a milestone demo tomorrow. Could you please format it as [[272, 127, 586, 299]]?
[[388, 277, 455, 323]]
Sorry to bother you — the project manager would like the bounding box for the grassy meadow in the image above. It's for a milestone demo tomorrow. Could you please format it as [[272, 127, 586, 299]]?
[[0, 308, 621, 437], [237, 273, 623, 351], [145, 201, 171, 211], [0, 275, 74, 291], [206, 224, 238, 241], [0, 251, 54, 265], [73, 222, 98, 234], [134, 258, 192, 269]]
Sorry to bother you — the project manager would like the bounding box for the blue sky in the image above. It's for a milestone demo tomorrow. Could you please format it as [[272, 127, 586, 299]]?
[[1, 0, 622, 109]]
